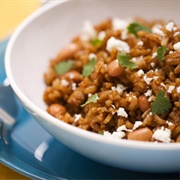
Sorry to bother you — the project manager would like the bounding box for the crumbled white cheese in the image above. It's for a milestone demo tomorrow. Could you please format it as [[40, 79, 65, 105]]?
[[148, 95, 154, 102], [167, 121, 173, 126], [153, 76, 158, 80], [131, 56, 143, 64], [71, 83, 77, 90], [103, 130, 125, 139], [167, 85, 175, 94], [143, 75, 153, 85], [152, 24, 165, 36], [121, 29, 128, 40], [137, 41, 143, 46], [176, 86, 180, 93], [117, 125, 128, 132], [111, 84, 126, 95], [137, 69, 144, 77], [173, 26, 177, 31], [117, 107, 128, 118], [173, 42, 180, 51], [106, 37, 130, 53], [111, 131, 126, 139], [74, 114, 81, 122], [166, 22, 174, 32], [61, 79, 69, 86], [144, 89, 152, 97], [152, 52, 157, 58], [98, 31, 106, 40], [103, 131, 112, 137], [88, 53, 97, 60], [81, 20, 96, 41], [152, 126, 171, 143], [132, 121, 143, 130], [173, 31, 180, 36], [150, 62, 155, 67], [112, 18, 129, 30], [104, 124, 132, 139], [169, 51, 174, 54]]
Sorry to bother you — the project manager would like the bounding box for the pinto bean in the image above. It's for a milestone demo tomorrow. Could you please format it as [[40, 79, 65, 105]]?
[[107, 59, 124, 77], [64, 70, 83, 82], [56, 43, 81, 62], [47, 103, 66, 117], [138, 95, 150, 112], [127, 127, 153, 141], [67, 90, 85, 106]]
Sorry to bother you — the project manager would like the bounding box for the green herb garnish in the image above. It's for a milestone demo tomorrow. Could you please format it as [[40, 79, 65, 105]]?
[[91, 38, 103, 46], [157, 46, 168, 62], [99, 131, 104, 135], [117, 53, 138, 70], [151, 90, 172, 115], [82, 58, 96, 77], [127, 22, 152, 37], [81, 93, 99, 107], [54, 60, 74, 75]]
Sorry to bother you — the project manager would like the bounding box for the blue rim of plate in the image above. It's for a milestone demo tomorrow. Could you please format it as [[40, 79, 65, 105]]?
[[0, 38, 179, 180]]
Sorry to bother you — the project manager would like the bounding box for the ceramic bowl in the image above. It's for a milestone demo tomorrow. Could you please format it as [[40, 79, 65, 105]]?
[[5, 0, 180, 172]]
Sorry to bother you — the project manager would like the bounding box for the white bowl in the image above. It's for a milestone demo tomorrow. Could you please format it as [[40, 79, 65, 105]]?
[[5, 0, 180, 172]]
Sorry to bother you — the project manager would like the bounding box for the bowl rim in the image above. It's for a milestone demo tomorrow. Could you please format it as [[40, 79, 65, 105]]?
[[5, 0, 180, 151]]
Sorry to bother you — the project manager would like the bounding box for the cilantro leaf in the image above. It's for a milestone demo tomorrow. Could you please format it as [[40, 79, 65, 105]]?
[[54, 60, 74, 75], [127, 22, 152, 37], [91, 38, 103, 46], [151, 90, 172, 115], [82, 58, 96, 77], [157, 46, 168, 62], [117, 53, 138, 70], [81, 93, 99, 107]]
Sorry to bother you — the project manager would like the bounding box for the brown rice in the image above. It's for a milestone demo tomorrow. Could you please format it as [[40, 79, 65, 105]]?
[[43, 17, 180, 143]]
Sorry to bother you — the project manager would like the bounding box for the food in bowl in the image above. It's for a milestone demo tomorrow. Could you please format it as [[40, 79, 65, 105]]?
[[43, 17, 180, 143]]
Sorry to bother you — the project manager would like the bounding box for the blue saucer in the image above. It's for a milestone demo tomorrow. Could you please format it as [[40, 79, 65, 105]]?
[[0, 38, 179, 180]]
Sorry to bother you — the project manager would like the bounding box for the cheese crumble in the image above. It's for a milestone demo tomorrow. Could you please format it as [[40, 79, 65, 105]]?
[[167, 85, 175, 94], [152, 127, 171, 143], [173, 42, 180, 51], [106, 37, 130, 53], [81, 20, 96, 41], [111, 84, 126, 95], [152, 24, 165, 36], [61, 79, 69, 86], [74, 114, 81, 122], [166, 22, 174, 32], [117, 108, 128, 118], [143, 75, 153, 85]]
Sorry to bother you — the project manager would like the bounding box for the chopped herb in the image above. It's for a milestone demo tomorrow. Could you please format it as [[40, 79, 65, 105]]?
[[117, 53, 138, 70], [127, 22, 152, 37], [91, 38, 103, 46], [157, 46, 168, 62], [82, 58, 96, 77], [99, 131, 104, 135], [54, 60, 74, 75], [81, 93, 99, 107], [151, 90, 172, 115]]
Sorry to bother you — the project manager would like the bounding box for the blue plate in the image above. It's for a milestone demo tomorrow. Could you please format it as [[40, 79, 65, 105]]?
[[0, 39, 179, 180]]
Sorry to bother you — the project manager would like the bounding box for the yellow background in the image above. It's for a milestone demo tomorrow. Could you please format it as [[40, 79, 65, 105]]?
[[0, 0, 41, 40], [0, 0, 40, 179]]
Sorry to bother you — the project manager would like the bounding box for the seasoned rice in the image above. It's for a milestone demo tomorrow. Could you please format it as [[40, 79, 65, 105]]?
[[43, 17, 180, 143]]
